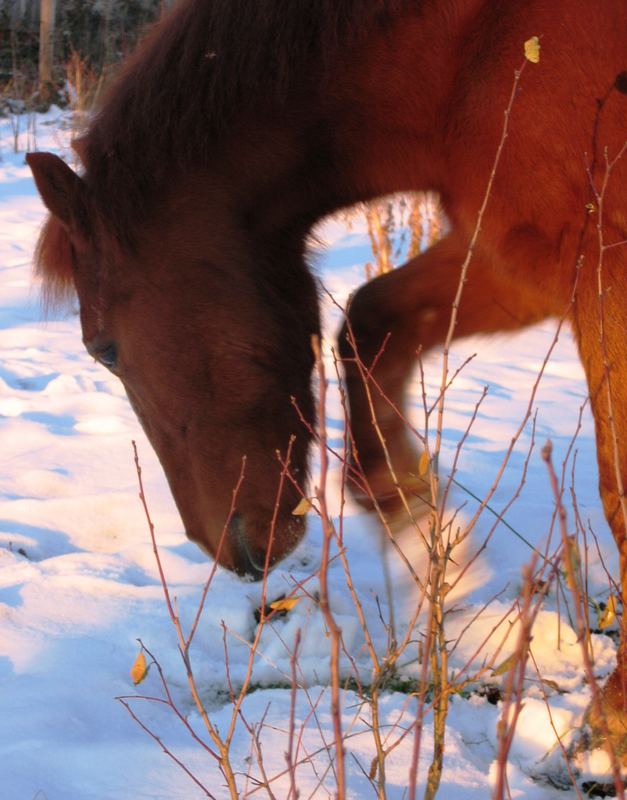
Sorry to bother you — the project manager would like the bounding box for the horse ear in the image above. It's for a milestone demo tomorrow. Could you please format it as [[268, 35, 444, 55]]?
[[26, 152, 89, 236]]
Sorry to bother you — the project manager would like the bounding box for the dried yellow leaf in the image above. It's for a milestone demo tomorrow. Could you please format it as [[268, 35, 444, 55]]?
[[599, 595, 618, 630], [563, 535, 581, 591], [524, 36, 540, 63], [418, 451, 430, 477], [130, 650, 148, 685], [492, 652, 519, 677], [269, 596, 301, 612], [292, 497, 312, 516]]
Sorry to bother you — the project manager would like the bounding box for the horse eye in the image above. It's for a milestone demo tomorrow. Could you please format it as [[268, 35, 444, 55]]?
[[95, 343, 118, 371]]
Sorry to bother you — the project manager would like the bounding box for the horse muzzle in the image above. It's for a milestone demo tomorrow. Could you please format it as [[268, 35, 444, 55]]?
[[226, 512, 269, 580], [224, 510, 305, 581]]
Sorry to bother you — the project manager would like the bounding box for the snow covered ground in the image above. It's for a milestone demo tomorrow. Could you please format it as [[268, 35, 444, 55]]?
[[0, 109, 620, 798]]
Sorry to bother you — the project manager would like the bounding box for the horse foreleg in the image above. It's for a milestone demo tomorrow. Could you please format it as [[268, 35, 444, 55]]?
[[573, 259, 627, 753], [338, 232, 549, 518]]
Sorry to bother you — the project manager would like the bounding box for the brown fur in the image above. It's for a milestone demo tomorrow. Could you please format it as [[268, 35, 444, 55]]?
[[35, 215, 75, 311], [77, 0, 410, 240], [28, 0, 627, 730]]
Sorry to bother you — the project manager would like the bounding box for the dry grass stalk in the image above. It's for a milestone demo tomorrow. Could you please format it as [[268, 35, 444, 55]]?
[[542, 442, 625, 797]]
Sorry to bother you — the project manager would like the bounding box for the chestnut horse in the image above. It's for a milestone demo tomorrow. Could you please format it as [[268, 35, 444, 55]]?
[[27, 0, 627, 743]]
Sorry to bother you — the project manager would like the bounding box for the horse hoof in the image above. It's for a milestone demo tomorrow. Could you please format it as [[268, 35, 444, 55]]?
[[348, 461, 432, 519]]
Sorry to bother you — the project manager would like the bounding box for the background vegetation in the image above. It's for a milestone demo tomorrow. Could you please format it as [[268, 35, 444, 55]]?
[[0, 0, 164, 108]]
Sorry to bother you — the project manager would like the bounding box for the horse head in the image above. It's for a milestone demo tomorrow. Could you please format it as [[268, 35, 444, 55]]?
[[27, 151, 320, 579]]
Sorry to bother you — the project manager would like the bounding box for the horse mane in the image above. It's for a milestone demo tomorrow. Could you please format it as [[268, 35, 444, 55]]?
[[35, 215, 76, 312], [36, 0, 408, 307], [82, 0, 407, 226]]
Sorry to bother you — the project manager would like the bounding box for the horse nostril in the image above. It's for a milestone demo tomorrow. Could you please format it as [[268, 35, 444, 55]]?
[[228, 512, 266, 581]]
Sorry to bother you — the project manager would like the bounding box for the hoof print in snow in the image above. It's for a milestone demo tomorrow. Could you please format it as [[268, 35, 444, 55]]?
[[254, 594, 304, 625], [581, 780, 618, 798], [254, 595, 287, 625], [474, 683, 502, 705]]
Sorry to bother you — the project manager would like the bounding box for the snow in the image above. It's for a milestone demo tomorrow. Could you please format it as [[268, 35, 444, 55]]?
[[0, 109, 619, 798]]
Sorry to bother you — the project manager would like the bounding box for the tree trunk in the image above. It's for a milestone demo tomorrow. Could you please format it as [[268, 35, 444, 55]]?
[[38, 0, 56, 98]]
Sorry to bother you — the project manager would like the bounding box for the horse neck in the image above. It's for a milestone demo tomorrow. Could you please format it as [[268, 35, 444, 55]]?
[[326, 1, 480, 204], [193, 1, 480, 243]]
